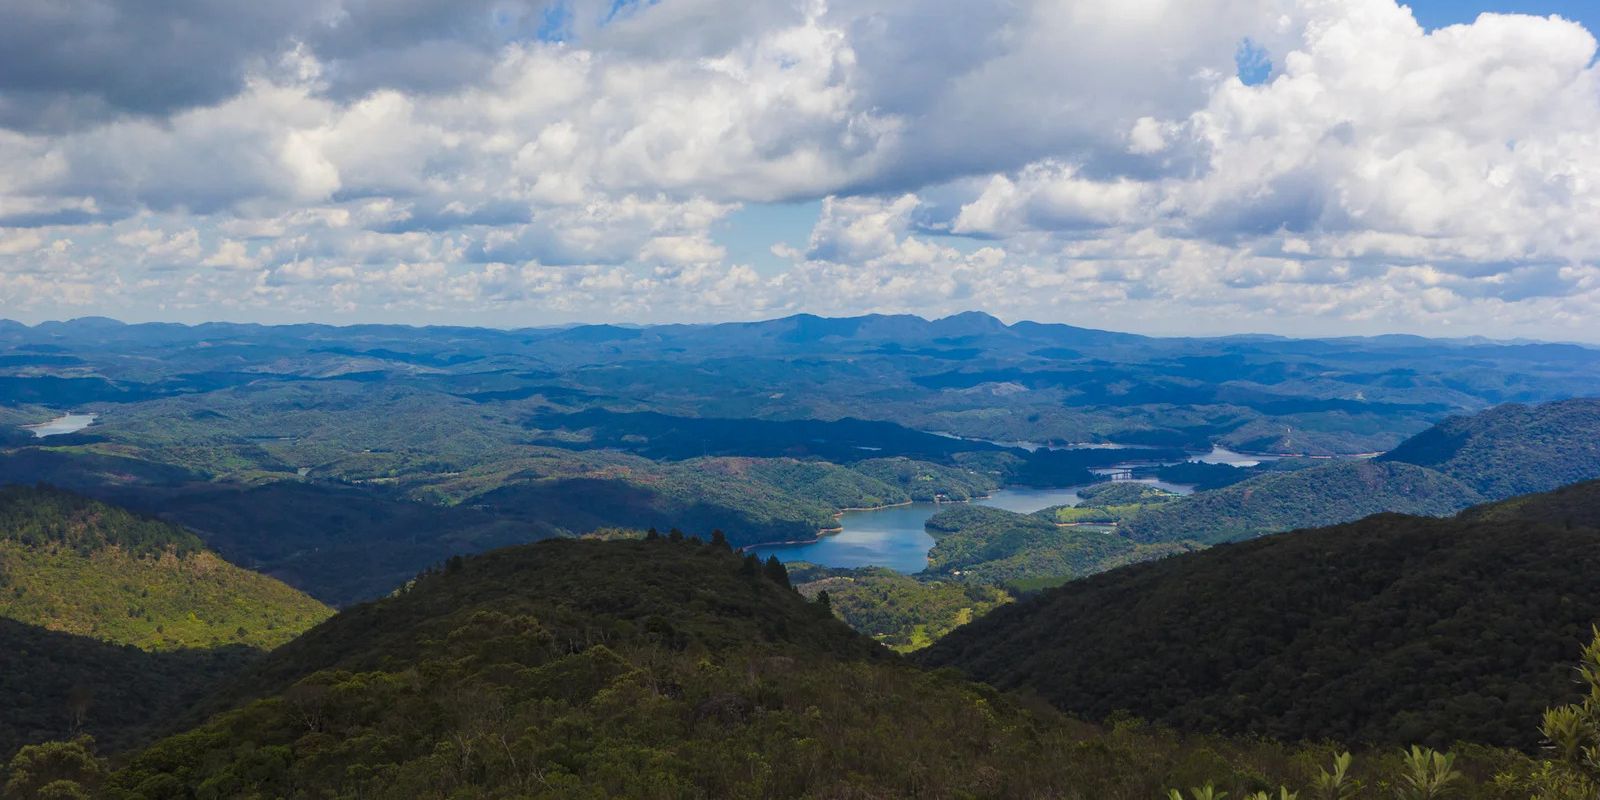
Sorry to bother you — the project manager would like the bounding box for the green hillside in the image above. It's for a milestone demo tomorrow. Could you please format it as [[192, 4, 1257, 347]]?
[[1076, 481, 1182, 505], [923, 505, 1195, 588], [788, 563, 1011, 651], [0, 485, 332, 650], [1044, 481, 1181, 524], [1120, 460, 1482, 544], [1380, 397, 1600, 499], [847, 457, 999, 501], [20, 537, 1545, 799], [920, 479, 1600, 749]]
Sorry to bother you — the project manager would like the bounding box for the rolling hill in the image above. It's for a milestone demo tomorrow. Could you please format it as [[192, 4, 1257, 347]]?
[[1110, 398, 1600, 548], [1119, 460, 1483, 544], [103, 539, 1120, 797], [922, 504, 1195, 588], [1380, 397, 1600, 499], [919, 479, 1600, 749], [66, 537, 1498, 799], [0, 485, 332, 650]]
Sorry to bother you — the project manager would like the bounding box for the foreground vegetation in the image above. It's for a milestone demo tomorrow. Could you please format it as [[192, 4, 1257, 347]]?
[[6, 536, 1600, 799]]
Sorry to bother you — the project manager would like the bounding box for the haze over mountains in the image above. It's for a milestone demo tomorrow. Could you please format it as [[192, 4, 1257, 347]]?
[[3, 312, 1597, 602]]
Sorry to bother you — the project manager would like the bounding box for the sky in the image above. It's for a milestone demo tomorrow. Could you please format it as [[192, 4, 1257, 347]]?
[[2, 1, 1600, 341]]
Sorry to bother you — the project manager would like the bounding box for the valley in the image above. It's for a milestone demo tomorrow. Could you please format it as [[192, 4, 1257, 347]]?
[[2, 313, 1600, 798], [11, 4, 1600, 795], [748, 478, 1191, 572]]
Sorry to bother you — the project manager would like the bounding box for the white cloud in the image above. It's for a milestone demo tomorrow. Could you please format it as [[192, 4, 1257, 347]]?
[[0, 0, 1597, 340]]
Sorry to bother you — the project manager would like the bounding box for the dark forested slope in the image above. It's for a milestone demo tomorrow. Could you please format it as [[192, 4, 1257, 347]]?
[[0, 619, 251, 760], [920, 479, 1600, 749], [93, 538, 1310, 799], [7, 526, 1590, 798]]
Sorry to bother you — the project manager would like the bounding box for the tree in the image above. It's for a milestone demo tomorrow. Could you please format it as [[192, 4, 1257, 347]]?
[[645, 528, 661, 542], [740, 554, 760, 576], [710, 529, 729, 550], [815, 590, 832, 615], [3, 737, 104, 799], [763, 556, 791, 589], [668, 529, 684, 543]]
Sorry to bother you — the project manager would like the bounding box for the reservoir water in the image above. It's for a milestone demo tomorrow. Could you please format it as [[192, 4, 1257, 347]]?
[[751, 477, 1194, 573], [748, 437, 1277, 572], [22, 413, 97, 438], [1189, 445, 1282, 468]]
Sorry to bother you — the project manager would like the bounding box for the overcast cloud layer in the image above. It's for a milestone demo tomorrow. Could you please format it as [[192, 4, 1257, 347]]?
[[1, 0, 1598, 340]]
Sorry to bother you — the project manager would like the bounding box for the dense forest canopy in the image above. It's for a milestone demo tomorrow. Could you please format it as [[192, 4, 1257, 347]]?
[[0, 619, 251, 759], [921, 479, 1600, 749], [1, 535, 1575, 799], [0, 484, 203, 558], [1379, 398, 1600, 499]]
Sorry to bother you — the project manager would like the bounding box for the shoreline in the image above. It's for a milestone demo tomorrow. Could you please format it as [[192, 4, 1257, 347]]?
[[746, 493, 992, 550], [747, 466, 1242, 553], [21, 411, 99, 438], [748, 487, 1031, 551]]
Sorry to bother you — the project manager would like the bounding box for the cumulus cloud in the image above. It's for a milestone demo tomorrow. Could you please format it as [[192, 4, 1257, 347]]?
[[0, 0, 1598, 340]]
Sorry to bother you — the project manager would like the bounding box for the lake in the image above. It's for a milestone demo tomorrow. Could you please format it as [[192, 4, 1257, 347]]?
[[933, 432, 1287, 467], [22, 413, 98, 438], [750, 477, 1194, 573]]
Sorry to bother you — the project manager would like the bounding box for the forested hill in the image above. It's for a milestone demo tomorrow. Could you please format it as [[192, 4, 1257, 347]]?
[[0, 484, 331, 650], [92, 538, 1281, 798], [1379, 397, 1600, 499], [0, 483, 203, 556], [1459, 477, 1600, 528], [13, 528, 1597, 798], [1118, 397, 1600, 546], [1119, 460, 1482, 544], [202, 538, 887, 709], [919, 479, 1600, 749]]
